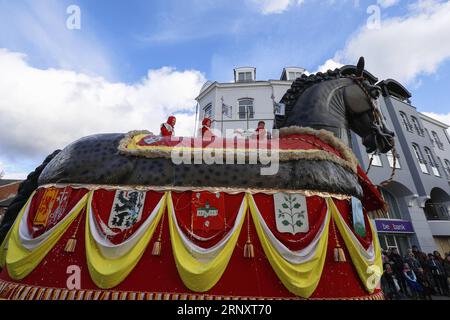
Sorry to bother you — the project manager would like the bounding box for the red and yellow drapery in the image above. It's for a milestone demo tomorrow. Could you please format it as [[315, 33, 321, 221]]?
[[0, 184, 383, 300]]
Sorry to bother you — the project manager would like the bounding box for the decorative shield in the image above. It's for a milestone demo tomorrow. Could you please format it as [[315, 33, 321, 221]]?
[[108, 190, 146, 231], [191, 192, 225, 233], [351, 197, 366, 237], [33, 187, 71, 228], [274, 193, 309, 235]]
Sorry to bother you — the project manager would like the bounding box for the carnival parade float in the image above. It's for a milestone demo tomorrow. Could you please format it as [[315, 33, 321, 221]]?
[[0, 58, 395, 300]]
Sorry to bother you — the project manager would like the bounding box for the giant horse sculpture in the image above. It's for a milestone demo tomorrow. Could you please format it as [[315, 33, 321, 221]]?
[[0, 58, 394, 300]]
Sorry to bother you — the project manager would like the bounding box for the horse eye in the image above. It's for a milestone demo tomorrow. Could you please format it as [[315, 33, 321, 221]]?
[[370, 88, 380, 99]]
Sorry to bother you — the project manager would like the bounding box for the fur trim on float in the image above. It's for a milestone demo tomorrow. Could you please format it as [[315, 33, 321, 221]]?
[[117, 127, 358, 174], [117, 129, 152, 154], [278, 126, 358, 173]]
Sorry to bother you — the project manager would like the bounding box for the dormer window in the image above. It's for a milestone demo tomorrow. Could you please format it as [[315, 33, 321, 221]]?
[[288, 71, 303, 80], [238, 72, 253, 82], [280, 67, 306, 81], [234, 67, 256, 83]]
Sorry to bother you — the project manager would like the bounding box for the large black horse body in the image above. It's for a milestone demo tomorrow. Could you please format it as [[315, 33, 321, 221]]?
[[0, 58, 394, 243]]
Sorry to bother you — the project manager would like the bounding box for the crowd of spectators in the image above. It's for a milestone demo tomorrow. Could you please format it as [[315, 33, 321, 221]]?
[[381, 246, 450, 300]]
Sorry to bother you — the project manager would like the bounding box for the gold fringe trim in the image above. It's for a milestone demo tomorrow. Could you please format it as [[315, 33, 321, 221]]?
[[0, 279, 384, 300]]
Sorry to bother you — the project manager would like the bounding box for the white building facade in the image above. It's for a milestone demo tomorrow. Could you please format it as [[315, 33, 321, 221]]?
[[195, 67, 304, 137]]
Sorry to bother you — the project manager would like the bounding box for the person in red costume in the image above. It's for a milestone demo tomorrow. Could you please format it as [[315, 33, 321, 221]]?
[[201, 118, 215, 139], [160, 116, 176, 137], [253, 121, 267, 140]]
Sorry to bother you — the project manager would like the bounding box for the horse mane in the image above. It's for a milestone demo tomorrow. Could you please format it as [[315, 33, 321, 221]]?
[[275, 68, 349, 129]]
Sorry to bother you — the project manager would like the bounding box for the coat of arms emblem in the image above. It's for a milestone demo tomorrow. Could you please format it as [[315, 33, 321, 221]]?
[[33, 188, 71, 228], [108, 190, 146, 231], [274, 193, 309, 235], [191, 192, 225, 233], [351, 197, 366, 238]]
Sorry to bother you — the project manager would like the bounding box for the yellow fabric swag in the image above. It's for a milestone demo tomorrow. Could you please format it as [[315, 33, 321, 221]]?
[[5, 191, 88, 280], [167, 192, 247, 292], [248, 194, 331, 298], [327, 198, 382, 293], [85, 191, 167, 289]]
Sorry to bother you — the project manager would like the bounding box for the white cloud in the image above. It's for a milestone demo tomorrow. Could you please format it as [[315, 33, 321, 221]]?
[[331, 0, 450, 84], [315, 59, 344, 73], [249, 0, 304, 15], [422, 112, 450, 135], [0, 49, 205, 175], [377, 0, 399, 9], [0, 160, 27, 180], [2, 172, 28, 180]]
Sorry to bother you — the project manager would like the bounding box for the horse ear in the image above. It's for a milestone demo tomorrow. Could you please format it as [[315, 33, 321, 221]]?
[[356, 57, 365, 77]]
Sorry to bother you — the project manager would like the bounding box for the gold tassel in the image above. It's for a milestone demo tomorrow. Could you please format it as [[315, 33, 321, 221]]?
[[152, 238, 162, 256], [244, 240, 254, 258], [152, 211, 166, 256], [334, 245, 346, 262], [331, 210, 346, 263], [65, 212, 83, 253], [64, 237, 77, 253], [243, 208, 254, 259]]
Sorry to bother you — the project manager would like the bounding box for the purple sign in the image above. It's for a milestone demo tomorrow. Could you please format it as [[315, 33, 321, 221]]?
[[375, 219, 415, 234]]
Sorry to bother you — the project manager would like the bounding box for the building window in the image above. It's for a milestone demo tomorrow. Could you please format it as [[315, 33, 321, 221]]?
[[444, 159, 450, 178], [237, 72, 253, 82], [203, 103, 213, 119], [410, 116, 424, 136], [288, 72, 303, 80], [380, 189, 402, 219], [431, 131, 444, 150], [445, 130, 450, 144], [439, 206, 450, 220], [368, 153, 382, 167], [424, 147, 440, 177], [437, 157, 447, 178], [386, 151, 401, 169], [379, 234, 399, 252], [238, 99, 254, 119], [412, 144, 429, 174], [400, 112, 413, 132], [425, 200, 450, 221]]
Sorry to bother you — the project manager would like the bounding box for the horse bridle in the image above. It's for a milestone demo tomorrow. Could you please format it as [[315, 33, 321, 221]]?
[[349, 75, 398, 186]]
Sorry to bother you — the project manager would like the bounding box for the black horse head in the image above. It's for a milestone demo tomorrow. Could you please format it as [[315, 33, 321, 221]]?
[[276, 57, 395, 154]]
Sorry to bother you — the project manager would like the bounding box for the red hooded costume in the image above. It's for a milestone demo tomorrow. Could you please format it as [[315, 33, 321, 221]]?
[[201, 118, 215, 139], [161, 116, 176, 137]]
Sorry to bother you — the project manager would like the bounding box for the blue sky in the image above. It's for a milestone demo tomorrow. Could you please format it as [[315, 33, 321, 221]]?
[[0, 0, 450, 178]]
